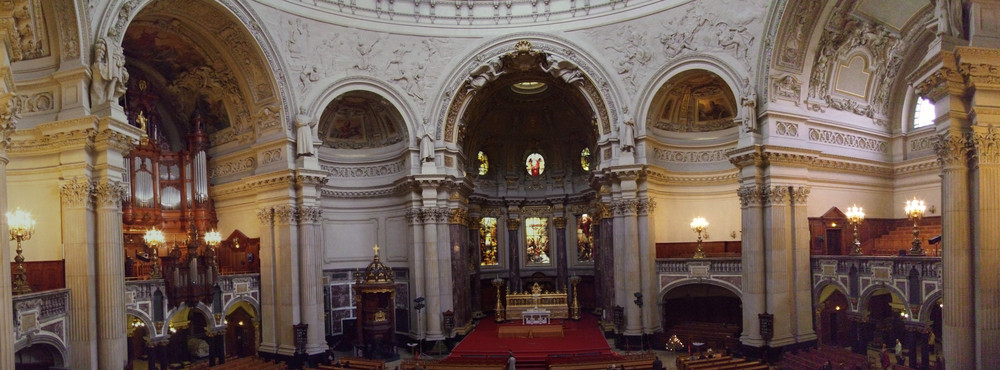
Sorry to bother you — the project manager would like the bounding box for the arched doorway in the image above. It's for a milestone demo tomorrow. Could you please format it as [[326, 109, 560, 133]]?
[[14, 343, 64, 370], [816, 285, 850, 347], [661, 283, 742, 350], [126, 314, 152, 369], [865, 289, 906, 350], [225, 301, 259, 358]]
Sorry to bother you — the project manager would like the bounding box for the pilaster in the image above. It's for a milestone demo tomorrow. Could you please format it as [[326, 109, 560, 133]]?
[[297, 205, 326, 356], [506, 216, 522, 291], [94, 180, 128, 369], [762, 184, 793, 348], [553, 216, 568, 292], [636, 198, 659, 335], [0, 91, 17, 369], [406, 208, 426, 339], [612, 198, 641, 336], [731, 146, 766, 348], [422, 207, 443, 341]]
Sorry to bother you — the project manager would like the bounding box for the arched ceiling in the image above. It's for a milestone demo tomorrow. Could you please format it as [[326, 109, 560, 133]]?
[[463, 71, 596, 177], [316, 91, 406, 150], [120, 0, 281, 150], [649, 70, 737, 133]]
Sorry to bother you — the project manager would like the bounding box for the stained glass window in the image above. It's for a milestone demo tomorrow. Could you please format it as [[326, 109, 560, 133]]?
[[580, 148, 591, 172], [525, 153, 545, 176], [577, 214, 594, 262], [480, 217, 499, 266], [478, 151, 489, 176], [525, 217, 550, 265], [913, 97, 935, 129]]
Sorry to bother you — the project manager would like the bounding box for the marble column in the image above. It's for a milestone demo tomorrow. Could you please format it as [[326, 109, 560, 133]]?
[[257, 205, 303, 358], [553, 217, 568, 291], [596, 209, 614, 319], [468, 217, 482, 314], [298, 206, 326, 356], [762, 185, 793, 348], [0, 93, 16, 369], [60, 179, 98, 369], [448, 208, 469, 327], [506, 218, 522, 292], [637, 198, 659, 335], [422, 207, 443, 340], [406, 208, 426, 339], [737, 183, 766, 347], [95, 181, 128, 369]]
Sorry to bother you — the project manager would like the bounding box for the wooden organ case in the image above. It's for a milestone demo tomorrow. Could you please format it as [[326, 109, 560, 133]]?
[[353, 246, 398, 360]]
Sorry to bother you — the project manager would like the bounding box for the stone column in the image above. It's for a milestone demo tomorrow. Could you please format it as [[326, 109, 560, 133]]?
[[448, 208, 469, 328], [615, 199, 641, 337], [258, 208, 278, 353], [637, 198, 659, 335], [298, 206, 326, 357], [95, 181, 128, 369], [422, 207, 443, 341], [790, 186, 817, 344], [596, 207, 614, 320], [506, 217, 521, 292], [737, 183, 766, 348], [553, 217, 568, 291], [273, 205, 301, 356], [406, 208, 425, 339], [437, 208, 455, 321], [61, 179, 98, 368], [0, 93, 17, 369], [762, 184, 793, 348]]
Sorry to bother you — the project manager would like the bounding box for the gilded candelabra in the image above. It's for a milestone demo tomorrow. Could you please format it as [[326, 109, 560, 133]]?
[[905, 198, 926, 256], [569, 275, 581, 320], [143, 228, 165, 279], [8, 207, 35, 294], [690, 217, 709, 259], [845, 205, 865, 256], [492, 276, 506, 322]]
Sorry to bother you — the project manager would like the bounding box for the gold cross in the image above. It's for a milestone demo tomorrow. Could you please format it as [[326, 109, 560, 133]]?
[[373, 244, 380, 256]]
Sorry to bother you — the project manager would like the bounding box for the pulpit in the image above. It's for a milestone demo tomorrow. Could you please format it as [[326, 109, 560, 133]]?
[[353, 245, 398, 360]]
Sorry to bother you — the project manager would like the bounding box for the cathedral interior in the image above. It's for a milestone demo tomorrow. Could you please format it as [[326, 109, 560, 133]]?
[[1, 0, 998, 369]]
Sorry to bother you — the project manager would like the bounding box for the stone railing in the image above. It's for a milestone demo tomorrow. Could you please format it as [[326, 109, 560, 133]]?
[[656, 257, 742, 275], [125, 273, 260, 340], [306, 0, 658, 26], [13, 288, 70, 355], [810, 255, 942, 280]]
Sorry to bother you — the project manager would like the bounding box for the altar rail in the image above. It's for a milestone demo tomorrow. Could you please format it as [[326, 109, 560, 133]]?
[[505, 290, 569, 320]]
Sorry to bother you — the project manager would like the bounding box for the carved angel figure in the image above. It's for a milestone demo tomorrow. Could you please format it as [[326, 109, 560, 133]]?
[[466, 59, 504, 93], [619, 116, 636, 152], [294, 107, 317, 157], [540, 56, 584, 85], [90, 37, 129, 107]]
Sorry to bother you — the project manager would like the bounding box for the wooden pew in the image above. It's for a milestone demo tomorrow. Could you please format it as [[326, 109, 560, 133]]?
[[318, 356, 386, 370]]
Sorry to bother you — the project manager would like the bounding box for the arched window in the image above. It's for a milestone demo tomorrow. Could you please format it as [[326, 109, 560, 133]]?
[[580, 148, 591, 172], [477, 151, 489, 176], [479, 217, 499, 266], [525, 153, 545, 176], [913, 97, 935, 129]]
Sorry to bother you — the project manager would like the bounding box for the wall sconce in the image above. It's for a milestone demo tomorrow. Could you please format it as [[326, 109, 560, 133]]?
[[690, 217, 708, 259]]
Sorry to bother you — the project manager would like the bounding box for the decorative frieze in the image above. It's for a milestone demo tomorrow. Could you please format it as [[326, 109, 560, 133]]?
[[808, 128, 887, 153], [652, 148, 729, 163], [323, 159, 405, 178], [914, 66, 960, 102], [775, 121, 799, 137], [959, 63, 1000, 88], [14, 92, 54, 114], [910, 135, 937, 153], [209, 156, 256, 179], [260, 148, 283, 165], [770, 75, 802, 106]]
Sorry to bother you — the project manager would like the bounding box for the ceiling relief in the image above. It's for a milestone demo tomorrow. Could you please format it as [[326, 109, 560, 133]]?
[[2, 0, 50, 62], [317, 91, 406, 149], [650, 70, 737, 133]]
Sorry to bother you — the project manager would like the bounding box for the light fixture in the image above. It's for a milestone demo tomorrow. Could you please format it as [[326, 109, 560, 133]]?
[[143, 228, 166, 279], [511, 81, 547, 94], [690, 217, 709, 259], [204, 229, 222, 247], [569, 275, 582, 320], [845, 205, 865, 256], [904, 197, 927, 255], [8, 207, 35, 294], [835, 305, 841, 311], [491, 277, 505, 322]]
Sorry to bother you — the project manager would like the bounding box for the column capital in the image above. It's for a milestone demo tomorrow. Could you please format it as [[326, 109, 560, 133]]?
[[468, 216, 481, 230], [506, 218, 520, 230], [737, 184, 765, 207], [611, 199, 638, 216], [299, 206, 322, 224], [273, 205, 299, 225], [257, 208, 273, 225], [448, 208, 468, 225], [791, 186, 810, 205], [763, 185, 789, 206], [60, 177, 95, 209], [0, 93, 20, 155], [406, 208, 424, 225], [94, 180, 127, 208], [553, 217, 567, 229], [914, 62, 963, 102], [935, 131, 972, 168], [971, 125, 1000, 166], [636, 198, 656, 216]]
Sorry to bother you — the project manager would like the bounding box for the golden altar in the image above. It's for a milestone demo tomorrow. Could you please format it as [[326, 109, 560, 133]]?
[[503, 282, 569, 320]]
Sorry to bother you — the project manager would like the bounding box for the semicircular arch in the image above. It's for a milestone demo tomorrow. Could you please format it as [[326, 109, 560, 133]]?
[[917, 289, 942, 323], [224, 297, 261, 319], [430, 33, 625, 152], [857, 284, 909, 316], [658, 278, 743, 301], [305, 76, 420, 150]]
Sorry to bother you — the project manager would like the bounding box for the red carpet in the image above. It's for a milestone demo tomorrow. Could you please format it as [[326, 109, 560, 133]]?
[[448, 314, 614, 365]]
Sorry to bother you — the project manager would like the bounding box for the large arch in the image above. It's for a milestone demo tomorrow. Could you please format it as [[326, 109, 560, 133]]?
[[94, 0, 294, 144], [430, 33, 625, 158], [858, 284, 911, 318], [305, 76, 421, 153], [659, 278, 743, 301], [812, 279, 853, 310]]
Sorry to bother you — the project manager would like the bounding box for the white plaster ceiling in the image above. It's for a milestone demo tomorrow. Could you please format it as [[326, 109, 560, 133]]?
[[856, 0, 930, 32]]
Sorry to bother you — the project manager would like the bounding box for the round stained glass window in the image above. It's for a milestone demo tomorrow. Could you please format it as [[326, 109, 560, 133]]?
[[525, 153, 545, 176]]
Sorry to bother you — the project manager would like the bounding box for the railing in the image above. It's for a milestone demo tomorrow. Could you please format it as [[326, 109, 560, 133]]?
[[13, 288, 70, 354], [810, 255, 942, 279], [656, 257, 742, 274]]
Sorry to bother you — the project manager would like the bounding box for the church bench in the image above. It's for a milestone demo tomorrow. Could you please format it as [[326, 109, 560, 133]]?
[[318, 357, 386, 370]]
